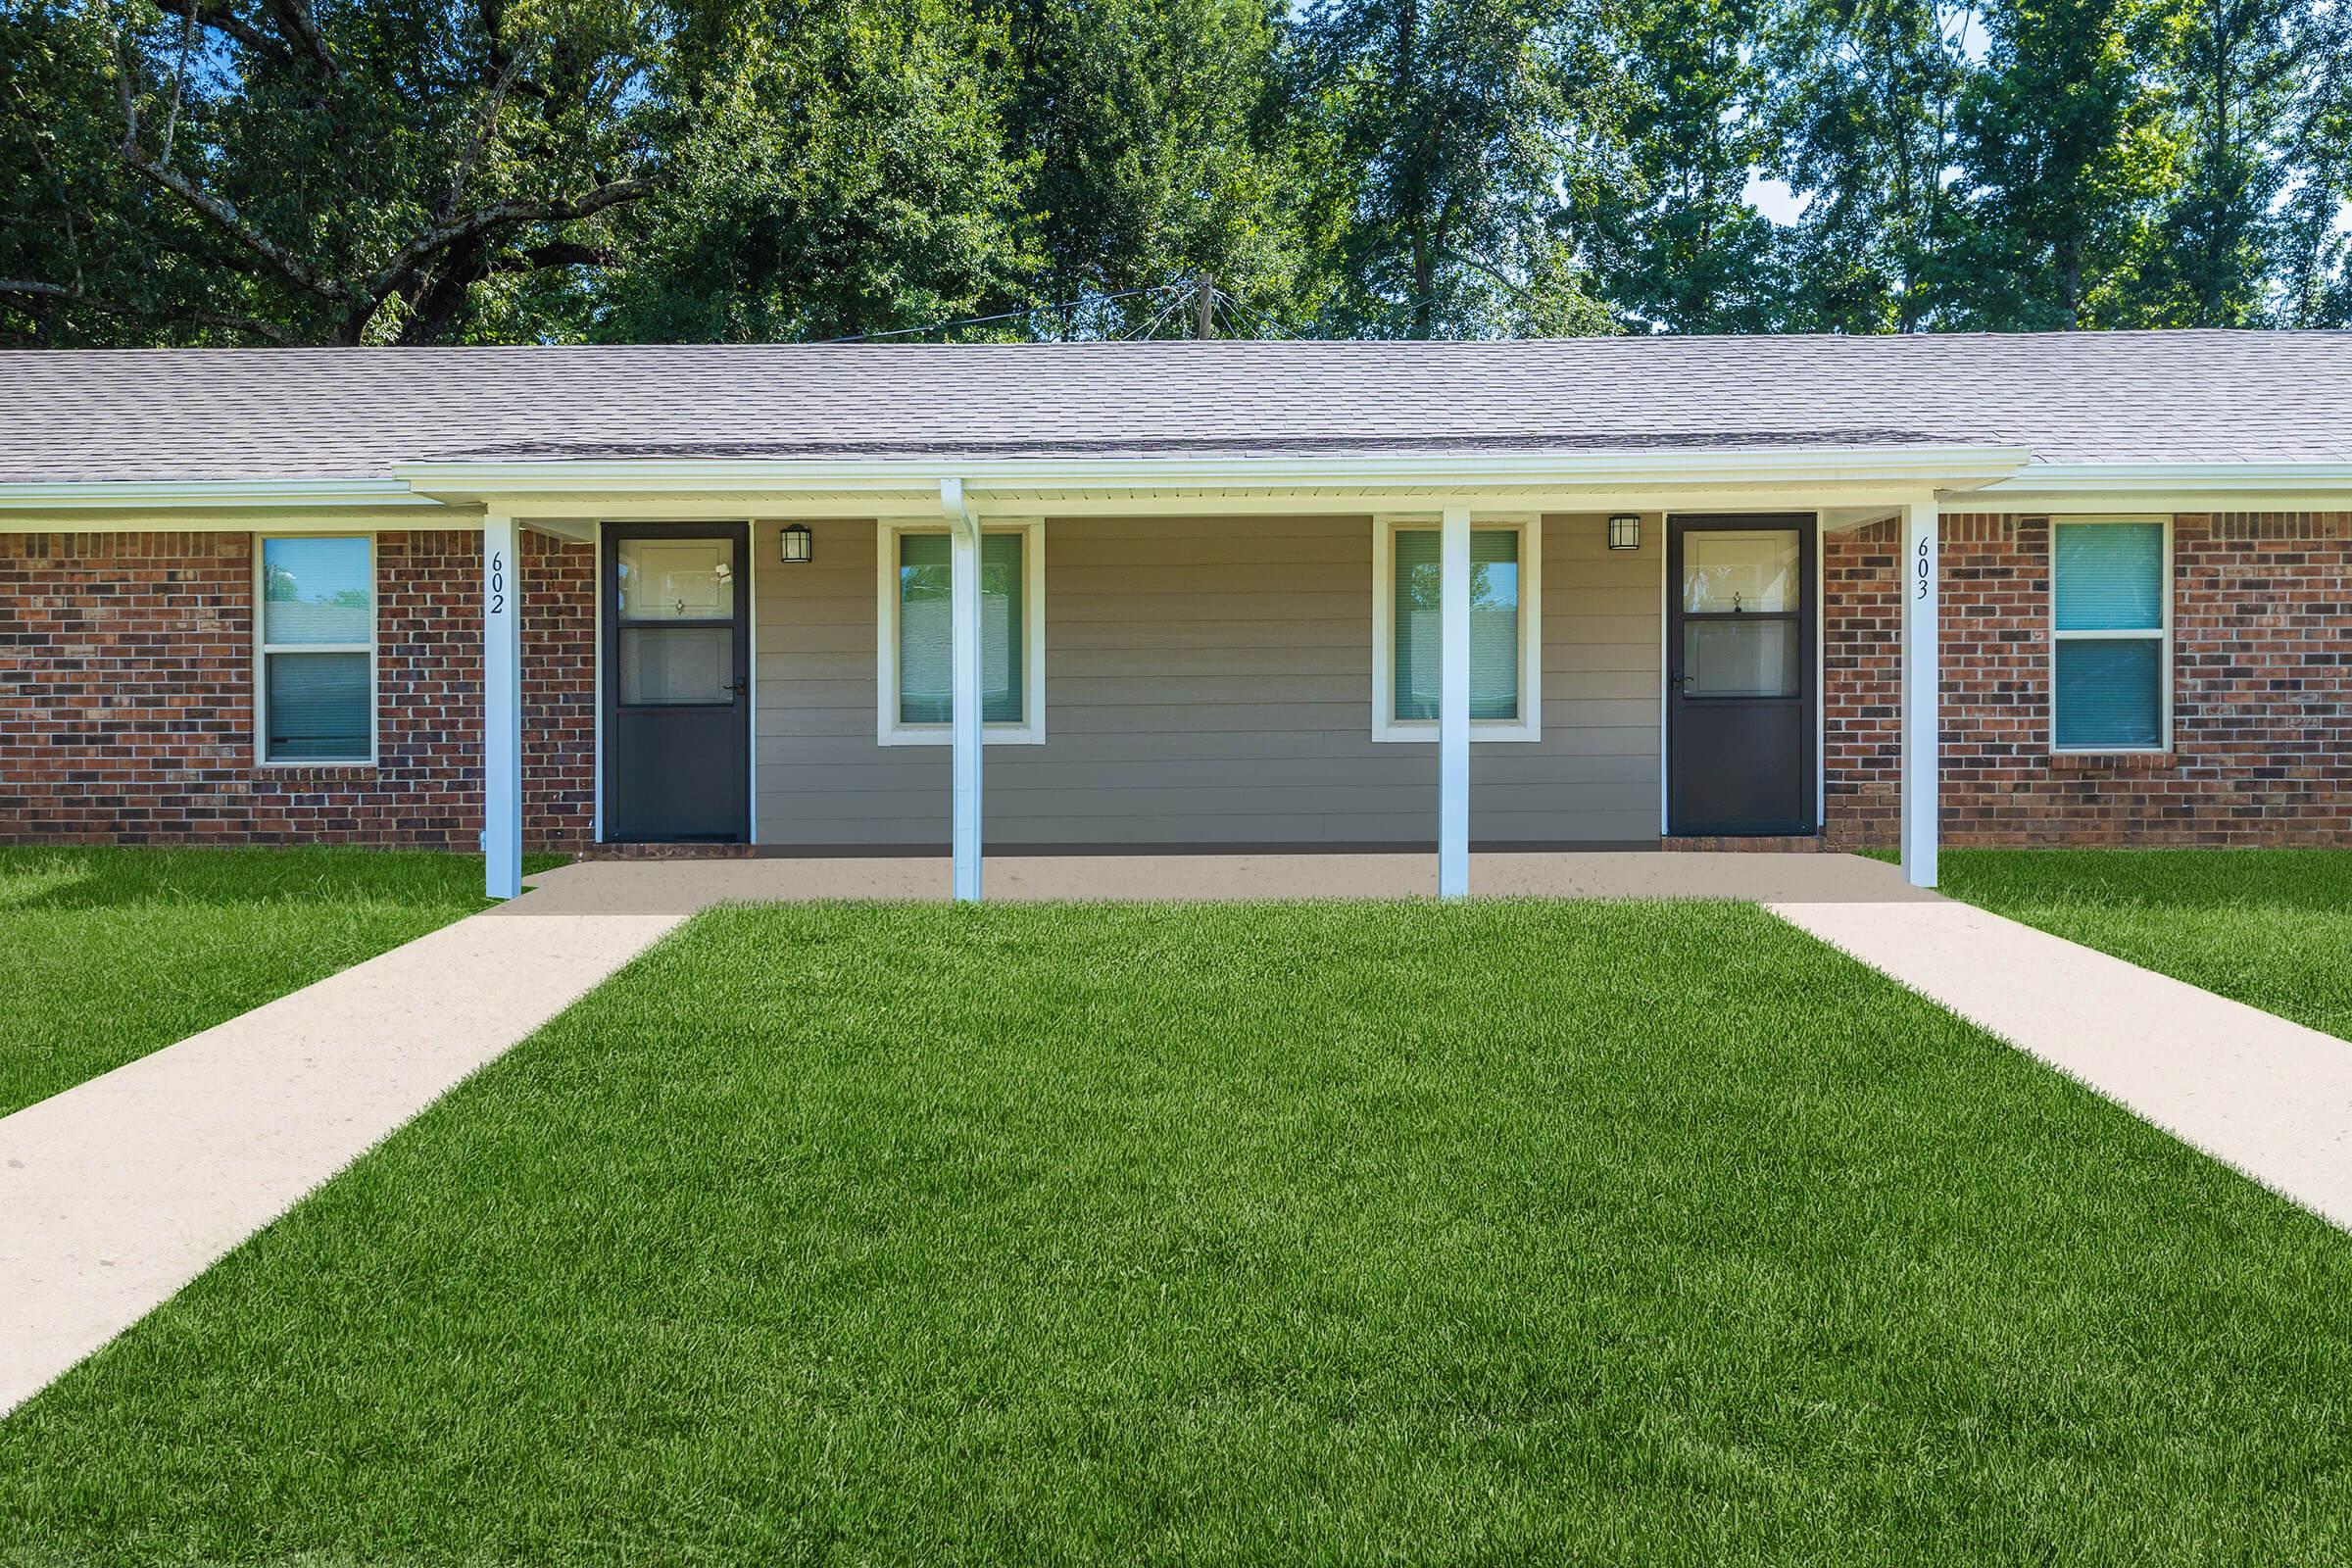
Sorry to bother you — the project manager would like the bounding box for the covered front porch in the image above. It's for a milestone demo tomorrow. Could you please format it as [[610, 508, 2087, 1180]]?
[[439, 447, 2003, 904]]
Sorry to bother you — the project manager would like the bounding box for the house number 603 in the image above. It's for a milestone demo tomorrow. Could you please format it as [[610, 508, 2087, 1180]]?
[[488, 551, 507, 615], [1914, 538, 1932, 600]]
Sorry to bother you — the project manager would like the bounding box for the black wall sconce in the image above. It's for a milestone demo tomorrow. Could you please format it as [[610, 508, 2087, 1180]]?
[[1607, 514, 1642, 552], [779, 523, 813, 564]]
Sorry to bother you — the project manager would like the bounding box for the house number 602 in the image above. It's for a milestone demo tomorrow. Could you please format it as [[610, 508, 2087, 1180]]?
[[488, 551, 507, 615], [1914, 538, 1931, 600]]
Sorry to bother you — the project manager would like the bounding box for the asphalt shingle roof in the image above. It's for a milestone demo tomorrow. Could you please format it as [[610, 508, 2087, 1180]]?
[[1, 330, 2346, 485]]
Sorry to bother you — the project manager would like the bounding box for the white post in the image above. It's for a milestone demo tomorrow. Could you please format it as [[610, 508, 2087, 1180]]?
[[1900, 497, 1939, 888], [1439, 504, 1472, 898], [946, 479, 984, 902], [482, 512, 523, 901]]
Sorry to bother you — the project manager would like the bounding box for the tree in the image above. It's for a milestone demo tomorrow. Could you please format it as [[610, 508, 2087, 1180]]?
[[995, 0, 1321, 335], [585, 0, 1039, 342], [1937, 0, 2177, 328], [2, 0, 671, 346], [2143, 0, 2303, 322], [1765, 0, 1975, 331], [2274, 0, 2350, 323], [1296, 0, 1625, 337], [1579, 0, 1786, 332]]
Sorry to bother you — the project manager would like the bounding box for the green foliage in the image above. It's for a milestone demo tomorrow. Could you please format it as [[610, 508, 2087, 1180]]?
[[1002, 0, 1325, 334], [2, 0, 2347, 340], [1580, 0, 1787, 331], [588, 0, 1038, 342], [1937, 0, 2179, 327], [1298, 0, 1626, 337]]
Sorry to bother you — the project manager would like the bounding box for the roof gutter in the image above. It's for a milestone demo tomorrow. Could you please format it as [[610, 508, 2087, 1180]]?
[[0, 477, 443, 512]]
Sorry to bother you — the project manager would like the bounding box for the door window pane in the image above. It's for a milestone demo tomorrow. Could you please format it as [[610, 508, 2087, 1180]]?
[[1683, 530, 1799, 613], [1683, 619, 1799, 698], [2055, 639, 2161, 749], [2054, 522, 2163, 631], [899, 532, 1023, 724], [1394, 528, 1520, 721], [619, 540, 733, 621], [265, 651, 370, 760], [262, 537, 371, 644], [619, 625, 733, 706]]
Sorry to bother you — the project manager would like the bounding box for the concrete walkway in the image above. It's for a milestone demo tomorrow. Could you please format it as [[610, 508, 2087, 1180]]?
[[0, 906, 680, 1414], [511, 850, 1941, 913], [1774, 899, 2352, 1231]]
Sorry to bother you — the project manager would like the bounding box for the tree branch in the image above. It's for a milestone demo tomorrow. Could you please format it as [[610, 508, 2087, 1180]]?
[[0, 278, 297, 344], [115, 35, 350, 301], [356, 174, 661, 308], [258, 0, 337, 76], [152, 0, 292, 67]]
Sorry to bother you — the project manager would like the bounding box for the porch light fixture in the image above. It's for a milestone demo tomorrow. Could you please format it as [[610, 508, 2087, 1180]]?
[[779, 523, 813, 564], [1607, 514, 1642, 551]]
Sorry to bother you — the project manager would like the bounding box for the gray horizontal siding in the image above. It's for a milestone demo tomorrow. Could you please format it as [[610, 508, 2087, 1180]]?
[[752, 514, 1661, 847]]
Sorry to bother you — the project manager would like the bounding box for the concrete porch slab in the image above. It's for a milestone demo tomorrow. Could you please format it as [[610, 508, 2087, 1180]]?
[[494, 850, 1942, 915]]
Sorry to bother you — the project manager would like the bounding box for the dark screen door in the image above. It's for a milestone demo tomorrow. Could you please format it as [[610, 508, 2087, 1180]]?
[[602, 523, 750, 843], [1667, 514, 1816, 837]]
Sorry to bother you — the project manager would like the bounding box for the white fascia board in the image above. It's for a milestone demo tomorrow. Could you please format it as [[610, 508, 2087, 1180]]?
[[0, 478, 439, 512], [1978, 463, 2352, 513], [393, 443, 2035, 500]]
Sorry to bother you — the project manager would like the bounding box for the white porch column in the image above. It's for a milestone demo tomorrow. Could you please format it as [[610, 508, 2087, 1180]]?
[[482, 512, 523, 901], [1899, 498, 1939, 888], [946, 479, 984, 902], [1439, 504, 1472, 898]]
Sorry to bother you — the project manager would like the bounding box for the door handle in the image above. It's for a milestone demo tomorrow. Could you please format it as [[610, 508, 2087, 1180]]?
[[1671, 670, 1693, 693], [731, 676, 748, 696]]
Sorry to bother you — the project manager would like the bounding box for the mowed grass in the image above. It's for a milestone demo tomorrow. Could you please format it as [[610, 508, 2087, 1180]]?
[[0, 846, 554, 1116], [1928, 850, 2352, 1041], [4, 901, 2350, 1566]]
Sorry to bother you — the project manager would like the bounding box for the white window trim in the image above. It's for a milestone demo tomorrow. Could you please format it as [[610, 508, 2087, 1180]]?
[[1371, 514, 1543, 743], [253, 531, 378, 767], [2049, 514, 2173, 756], [875, 516, 1047, 746]]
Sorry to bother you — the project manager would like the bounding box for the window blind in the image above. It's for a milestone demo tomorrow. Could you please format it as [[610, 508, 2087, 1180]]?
[[2052, 522, 2165, 750]]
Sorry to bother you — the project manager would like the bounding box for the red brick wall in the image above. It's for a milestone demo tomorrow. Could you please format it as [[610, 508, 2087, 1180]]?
[[0, 529, 592, 850], [1825, 512, 2352, 848]]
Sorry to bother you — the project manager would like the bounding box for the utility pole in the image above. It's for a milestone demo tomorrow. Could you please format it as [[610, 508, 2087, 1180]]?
[[1194, 274, 1215, 340]]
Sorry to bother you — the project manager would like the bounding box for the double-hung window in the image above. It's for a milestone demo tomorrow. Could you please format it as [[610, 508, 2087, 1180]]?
[[256, 534, 375, 764], [877, 519, 1045, 744], [1373, 517, 1542, 741], [2051, 517, 2170, 752]]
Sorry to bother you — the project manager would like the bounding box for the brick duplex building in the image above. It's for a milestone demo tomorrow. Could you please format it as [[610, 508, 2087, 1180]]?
[[2, 332, 2346, 900]]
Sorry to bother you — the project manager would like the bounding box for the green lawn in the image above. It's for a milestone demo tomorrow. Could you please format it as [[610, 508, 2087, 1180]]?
[[1928, 849, 2352, 1042], [0, 846, 551, 1117], [4, 901, 2348, 1565]]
